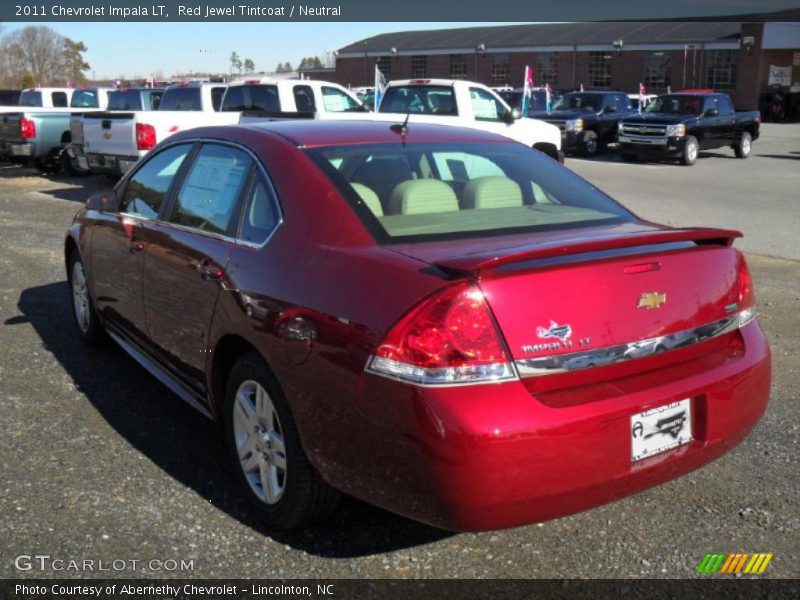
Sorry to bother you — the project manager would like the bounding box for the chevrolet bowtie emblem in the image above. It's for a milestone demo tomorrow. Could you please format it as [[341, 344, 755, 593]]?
[[638, 292, 667, 310], [102, 132, 111, 139]]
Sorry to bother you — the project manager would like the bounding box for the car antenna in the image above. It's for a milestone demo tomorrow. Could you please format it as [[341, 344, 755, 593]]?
[[390, 112, 410, 140]]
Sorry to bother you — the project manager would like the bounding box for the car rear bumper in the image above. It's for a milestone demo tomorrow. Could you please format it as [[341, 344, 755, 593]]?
[[327, 321, 770, 531], [4, 142, 35, 158], [86, 153, 139, 176]]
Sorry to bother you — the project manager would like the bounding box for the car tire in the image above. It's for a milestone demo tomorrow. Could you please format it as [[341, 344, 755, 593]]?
[[680, 136, 699, 166], [734, 132, 752, 159], [223, 352, 340, 530], [59, 149, 78, 177], [581, 131, 598, 157], [67, 250, 105, 344]]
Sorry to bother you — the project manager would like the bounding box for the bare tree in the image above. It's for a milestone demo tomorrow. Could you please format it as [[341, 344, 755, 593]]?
[[1, 26, 66, 86]]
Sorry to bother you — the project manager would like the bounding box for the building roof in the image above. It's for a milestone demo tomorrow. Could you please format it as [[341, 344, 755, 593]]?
[[338, 22, 743, 55]]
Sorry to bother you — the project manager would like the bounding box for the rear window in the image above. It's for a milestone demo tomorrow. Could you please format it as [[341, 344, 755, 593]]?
[[108, 90, 143, 111], [19, 91, 43, 107], [307, 142, 633, 242], [379, 85, 457, 115], [221, 85, 280, 112], [70, 89, 101, 108], [159, 87, 202, 111]]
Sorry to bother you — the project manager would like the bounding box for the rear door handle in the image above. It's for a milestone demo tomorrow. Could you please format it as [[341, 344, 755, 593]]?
[[196, 260, 224, 281]]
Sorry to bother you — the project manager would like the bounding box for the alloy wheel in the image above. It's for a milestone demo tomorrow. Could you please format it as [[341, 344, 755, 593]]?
[[71, 261, 91, 333]]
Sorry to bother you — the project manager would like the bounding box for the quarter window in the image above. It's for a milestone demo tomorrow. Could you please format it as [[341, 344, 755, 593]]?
[[52, 91, 68, 107], [120, 144, 192, 219], [168, 144, 252, 236], [239, 173, 280, 245]]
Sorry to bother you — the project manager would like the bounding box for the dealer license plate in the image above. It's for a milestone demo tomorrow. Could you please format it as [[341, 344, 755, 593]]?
[[630, 399, 692, 461]]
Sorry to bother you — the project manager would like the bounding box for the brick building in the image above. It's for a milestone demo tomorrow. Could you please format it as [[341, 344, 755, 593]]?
[[328, 22, 800, 109]]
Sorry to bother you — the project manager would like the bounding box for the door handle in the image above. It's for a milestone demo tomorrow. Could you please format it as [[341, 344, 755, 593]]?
[[129, 240, 145, 253]]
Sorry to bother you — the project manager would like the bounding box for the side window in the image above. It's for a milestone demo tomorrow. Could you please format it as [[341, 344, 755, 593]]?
[[211, 87, 226, 111], [293, 85, 316, 112], [321, 86, 359, 112], [168, 144, 252, 235], [52, 91, 68, 107], [239, 172, 280, 245], [719, 96, 734, 116], [121, 144, 192, 219], [469, 87, 508, 121]]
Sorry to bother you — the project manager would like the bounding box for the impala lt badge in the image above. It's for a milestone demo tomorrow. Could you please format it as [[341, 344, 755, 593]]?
[[537, 320, 572, 341], [638, 292, 667, 310]]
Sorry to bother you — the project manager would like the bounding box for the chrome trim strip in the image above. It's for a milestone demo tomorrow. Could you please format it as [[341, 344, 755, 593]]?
[[515, 309, 755, 377]]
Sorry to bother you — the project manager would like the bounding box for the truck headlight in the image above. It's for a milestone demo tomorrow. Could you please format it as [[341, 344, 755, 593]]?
[[565, 118, 583, 132], [665, 123, 686, 137]]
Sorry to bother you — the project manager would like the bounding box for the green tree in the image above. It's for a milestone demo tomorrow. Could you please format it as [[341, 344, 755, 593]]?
[[298, 56, 323, 70], [229, 51, 242, 75], [62, 38, 90, 85], [244, 58, 255, 74]]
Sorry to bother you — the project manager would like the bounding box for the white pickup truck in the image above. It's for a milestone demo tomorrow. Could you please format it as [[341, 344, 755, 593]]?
[[221, 78, 368, 120], [0, 87, 74, 114], [376, 79, 563, 162], [82, 81, 234, 176]]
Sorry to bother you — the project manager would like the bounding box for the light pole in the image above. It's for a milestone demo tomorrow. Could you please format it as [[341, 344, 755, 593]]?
[[475, 43, 485, 81]]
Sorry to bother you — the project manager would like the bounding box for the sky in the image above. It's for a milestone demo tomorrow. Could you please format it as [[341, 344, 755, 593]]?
[[3, 22, 515, 80]]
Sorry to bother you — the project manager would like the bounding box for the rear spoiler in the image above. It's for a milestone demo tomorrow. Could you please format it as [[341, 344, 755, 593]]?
[[434, 227, 742, 273], [83, 112, 136, 119]]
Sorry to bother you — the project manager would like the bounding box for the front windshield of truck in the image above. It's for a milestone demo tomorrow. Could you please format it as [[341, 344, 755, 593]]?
[[18, 91, 43, 107], [70, 90, 101, 108], [646, 95, 703, 115], [553, 93, 603, 112]]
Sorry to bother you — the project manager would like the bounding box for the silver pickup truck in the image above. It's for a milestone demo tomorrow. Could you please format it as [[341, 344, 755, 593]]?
[[0, 87, 113, 172]]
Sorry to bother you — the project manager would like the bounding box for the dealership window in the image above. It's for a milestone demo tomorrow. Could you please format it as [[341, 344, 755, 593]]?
[[411, 55, 427, 79], [644, 52, 671, 92], [491, 53, 510, 86], [705, 50, 738, 92], [588, 52, 613, 89], [536, 53, 558, 86], [449, 54, 467, 80], [376, 56, 391, 78]]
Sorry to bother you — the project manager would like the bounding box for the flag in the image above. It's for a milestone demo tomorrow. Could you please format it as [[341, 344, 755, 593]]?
[[667, 85, 672, 93], [638, 82, 646, 113], [580, 83, 584, 92], [545, 82, 553, 112], [374, 64, 387, 110], [522, 66, 534, 114]]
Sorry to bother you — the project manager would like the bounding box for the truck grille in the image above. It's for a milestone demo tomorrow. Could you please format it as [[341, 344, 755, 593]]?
[[620, 123, 667, 137]]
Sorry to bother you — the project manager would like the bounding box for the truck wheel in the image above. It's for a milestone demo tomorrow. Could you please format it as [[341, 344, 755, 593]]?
[[581, 131, 598, 157], [680, 136, 698, 166], [734, 132, 752, 159], [59, 149, 79, 176], [224, 353, 340, 530]]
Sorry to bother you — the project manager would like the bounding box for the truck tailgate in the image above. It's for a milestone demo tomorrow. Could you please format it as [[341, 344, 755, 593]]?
[[83, 112, 136, 156], [0, 113, 23, 142]]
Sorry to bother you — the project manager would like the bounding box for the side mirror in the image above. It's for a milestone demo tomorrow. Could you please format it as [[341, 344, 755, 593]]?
[[503, 108, 521, 124], [86, 190, 119, 212], [704, 108, 719, 117]]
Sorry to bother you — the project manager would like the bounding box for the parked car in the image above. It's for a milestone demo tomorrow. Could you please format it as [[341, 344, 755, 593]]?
[[221, 78, 367, 120], [67, 87, 165, 174], [527, 90, 635, 156], [0, 87, 114, 170], [618, 92, 761, 165], [377, 79, 563, 162], [81, 81, 234, 177], [65, 120, 770, 531], [0, 87, 74, 113]]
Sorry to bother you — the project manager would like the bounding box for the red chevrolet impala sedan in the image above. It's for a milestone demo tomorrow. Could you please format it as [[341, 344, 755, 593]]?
[[65, 121, 770, 531]]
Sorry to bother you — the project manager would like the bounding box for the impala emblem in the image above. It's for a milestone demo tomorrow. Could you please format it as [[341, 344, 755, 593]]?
[[102, 132, 111, 139], [537, 320, 573, 342], [638, 292, 667, 310]]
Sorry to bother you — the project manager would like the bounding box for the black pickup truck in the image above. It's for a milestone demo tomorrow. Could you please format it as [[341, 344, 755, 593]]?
[[617, 92, 760, 166], [527, 91, 634, 156]]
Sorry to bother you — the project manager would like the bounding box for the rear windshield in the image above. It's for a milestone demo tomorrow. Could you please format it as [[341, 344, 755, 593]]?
[[307, 142, 633, 242], [70, 89, 101, 108], [108, 90, 143, 111], [19, 91, 43, 107], [379, 85, 457, 115], [159, 87, 202, 111], [646, 95, 704, 115], [221, 85, 280, 112]]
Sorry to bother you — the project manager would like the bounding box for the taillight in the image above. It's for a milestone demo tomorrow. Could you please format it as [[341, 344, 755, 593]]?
[[736, 253, 757, 328], [367, 283, 517, 385], [135, 123, 156, 151], [20, 117, 36, 140]]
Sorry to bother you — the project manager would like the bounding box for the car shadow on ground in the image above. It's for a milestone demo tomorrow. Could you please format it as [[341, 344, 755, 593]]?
[[38, 183, 105, 203], [11, 281, 453, 557]]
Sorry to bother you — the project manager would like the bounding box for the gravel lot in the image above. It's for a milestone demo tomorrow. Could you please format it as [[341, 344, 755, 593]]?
[[0, 124, 798, 579]]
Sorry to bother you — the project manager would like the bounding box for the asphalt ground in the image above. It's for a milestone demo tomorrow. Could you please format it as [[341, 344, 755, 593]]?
[[0, 124, 798, 579]]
